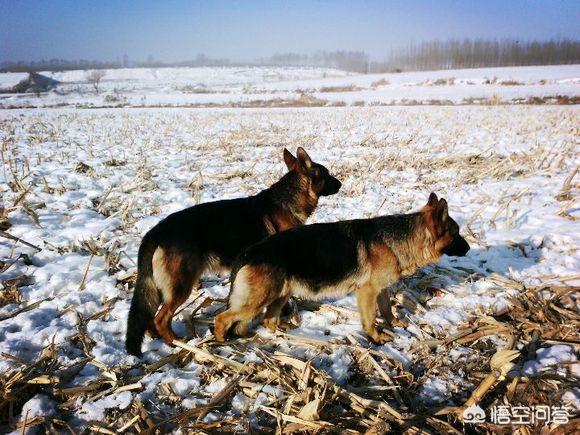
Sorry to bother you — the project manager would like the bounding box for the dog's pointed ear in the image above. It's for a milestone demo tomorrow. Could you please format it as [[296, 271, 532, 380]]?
[[296, 147, 313, 170], [427, 192, 439, 207], [283, 148, 297, 170], [437, 198, 449, 222]]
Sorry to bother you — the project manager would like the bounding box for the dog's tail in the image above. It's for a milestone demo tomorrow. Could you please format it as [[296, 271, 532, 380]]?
[[126, 236, 161, 357]]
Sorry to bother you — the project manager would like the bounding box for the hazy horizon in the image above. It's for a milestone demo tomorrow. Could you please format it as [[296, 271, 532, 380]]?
[[1, 0, 579, 64]]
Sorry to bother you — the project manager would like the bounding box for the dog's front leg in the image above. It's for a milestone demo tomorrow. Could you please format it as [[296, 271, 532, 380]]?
[[377, 287, 394, 324], [356, 284, 392, 344]]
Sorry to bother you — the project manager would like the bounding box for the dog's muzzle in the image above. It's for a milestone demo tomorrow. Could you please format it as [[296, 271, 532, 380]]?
[[321, 177, 342, 196], [443, 235, 470, 257]]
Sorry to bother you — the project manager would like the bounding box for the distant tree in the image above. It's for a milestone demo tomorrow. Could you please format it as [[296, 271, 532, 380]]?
[[85, 70, 106, 93]]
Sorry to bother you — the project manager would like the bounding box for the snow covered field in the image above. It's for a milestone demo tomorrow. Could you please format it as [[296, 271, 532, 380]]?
[[1, 64, 578, 109], [0, 67, 579, 432]]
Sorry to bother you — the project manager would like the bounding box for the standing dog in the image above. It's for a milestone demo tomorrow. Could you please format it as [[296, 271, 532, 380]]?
[[214, 193, 469, 344], [126, 147, 341, 356]]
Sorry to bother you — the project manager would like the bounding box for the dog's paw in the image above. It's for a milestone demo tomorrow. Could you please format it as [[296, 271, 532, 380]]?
[[390, 318, 407, 328], [263, 317, 280, 332], [368, 329, 394, 345], [154, 325, 177, 345], [146, 328, 161, 339], [278, 321, 296, 331]]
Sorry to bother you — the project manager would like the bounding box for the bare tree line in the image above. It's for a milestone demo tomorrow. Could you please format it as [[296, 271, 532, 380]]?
[[372, 38, 580, 72]]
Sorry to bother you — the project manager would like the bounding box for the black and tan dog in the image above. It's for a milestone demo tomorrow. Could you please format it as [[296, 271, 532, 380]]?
[[214, 193, 469, 344], [126, 147, 341, 356]]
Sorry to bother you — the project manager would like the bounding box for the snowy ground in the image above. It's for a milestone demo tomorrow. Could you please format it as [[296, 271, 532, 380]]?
[[0, 64, 578, 109], [0, 67, 579, 433]]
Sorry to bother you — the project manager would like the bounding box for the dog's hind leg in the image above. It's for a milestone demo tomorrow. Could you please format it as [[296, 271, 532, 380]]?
[[263, 295, 291, 331], [215, 305, 265, 341], [154, 288, 191, 344], [233, 292, 289, 336], [146, 326, 161, 339], [215, 264, 280, 341], [152, 249, 200, 344], [232, 319, 252, 337]]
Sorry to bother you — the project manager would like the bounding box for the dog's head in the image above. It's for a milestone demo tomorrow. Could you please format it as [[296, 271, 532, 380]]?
[[423, 192, 470, 257], [283, 147, 341, 196]]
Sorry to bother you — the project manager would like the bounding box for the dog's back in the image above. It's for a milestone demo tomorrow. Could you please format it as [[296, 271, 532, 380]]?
[[147, 195, 272, 268]]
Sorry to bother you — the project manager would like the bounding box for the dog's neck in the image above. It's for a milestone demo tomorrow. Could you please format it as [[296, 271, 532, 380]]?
[[381, 213, 441, 277], [263, 171, 318, 234]]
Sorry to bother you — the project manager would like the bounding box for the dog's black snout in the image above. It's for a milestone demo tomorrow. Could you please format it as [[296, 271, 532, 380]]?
[[319, 176, 342, 196], [443, 235, 470, 257], [458, 237, 470, 256], [328, 177, 342, 195]]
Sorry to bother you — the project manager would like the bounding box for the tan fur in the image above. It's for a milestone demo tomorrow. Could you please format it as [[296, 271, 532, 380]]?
[[267, 209, 304, 233], [263, 174, 318, 235], [263, 294, 291, 331], [215, 265, 277, 341], [152, 248, 173, 302], [387, 210, 444, 276], [204, 253, 228, 275], [227, 266, 273, 311], [282, 175, 318, 226], [297, 177, 319, 218], [151, 247, 201, 343]]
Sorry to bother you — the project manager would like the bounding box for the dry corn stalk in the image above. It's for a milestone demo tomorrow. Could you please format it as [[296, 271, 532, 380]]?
[[459, 348, 520, 419]]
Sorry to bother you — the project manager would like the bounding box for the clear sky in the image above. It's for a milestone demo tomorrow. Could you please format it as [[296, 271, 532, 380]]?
[[1, 0, 579, 63]]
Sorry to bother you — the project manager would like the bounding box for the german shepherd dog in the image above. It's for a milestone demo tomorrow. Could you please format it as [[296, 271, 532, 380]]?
[[126, 147, 341, 356], [214, 193, 469, 344]]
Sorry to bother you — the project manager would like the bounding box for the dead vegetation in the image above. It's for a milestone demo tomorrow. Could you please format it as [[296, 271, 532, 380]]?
[[430, 77, 456, 86], [235, 94, 328, 108], [370, 78, 390, 88], [318, 85, 363, 93], [180, 84, 219, 94], [2, 93, 579, 109], [1, 270, 577, 433], [499, 80, 524, 86]]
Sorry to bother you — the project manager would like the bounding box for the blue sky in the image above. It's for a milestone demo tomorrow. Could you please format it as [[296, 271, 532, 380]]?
[[1, 0, 579, 62]]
